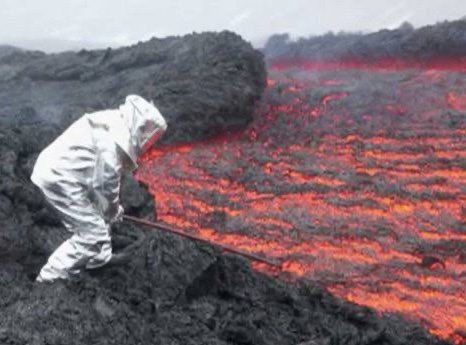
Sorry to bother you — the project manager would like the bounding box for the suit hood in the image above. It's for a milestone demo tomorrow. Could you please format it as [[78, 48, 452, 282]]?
[[116, 95, 167, 166]]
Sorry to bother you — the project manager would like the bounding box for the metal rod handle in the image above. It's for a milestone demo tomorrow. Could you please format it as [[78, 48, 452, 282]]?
[[123, 215, 281, 267]]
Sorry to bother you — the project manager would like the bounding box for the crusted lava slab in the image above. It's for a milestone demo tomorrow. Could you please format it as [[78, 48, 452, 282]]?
[[0, 31, 266, 144]]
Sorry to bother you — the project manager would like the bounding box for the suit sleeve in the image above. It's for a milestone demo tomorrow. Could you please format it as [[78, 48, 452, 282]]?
[[92, 140, 123, 222]]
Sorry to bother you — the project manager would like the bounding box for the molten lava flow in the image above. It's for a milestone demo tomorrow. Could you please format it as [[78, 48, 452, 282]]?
[[446, 91, 466, 111], [271, 57, 466, 72], [137, 61, 466, 344]]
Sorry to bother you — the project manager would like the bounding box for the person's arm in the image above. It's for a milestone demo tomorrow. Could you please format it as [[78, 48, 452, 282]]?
[[92, 140, 123, 223]]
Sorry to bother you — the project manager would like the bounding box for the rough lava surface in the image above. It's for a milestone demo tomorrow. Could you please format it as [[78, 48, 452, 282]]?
[[0, 31, 265, 144], [263, 19, 466, 66], [0, 32, 451, 344]]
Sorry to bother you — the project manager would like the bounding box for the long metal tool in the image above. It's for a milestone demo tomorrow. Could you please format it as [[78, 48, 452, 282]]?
[[123, 215, 281, 267]]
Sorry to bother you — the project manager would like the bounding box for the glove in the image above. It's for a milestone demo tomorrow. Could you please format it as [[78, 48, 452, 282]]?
[[111, 205, 124, 224]]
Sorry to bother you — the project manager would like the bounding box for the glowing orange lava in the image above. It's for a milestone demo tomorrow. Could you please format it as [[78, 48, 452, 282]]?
[[137, 61, 466, 344]]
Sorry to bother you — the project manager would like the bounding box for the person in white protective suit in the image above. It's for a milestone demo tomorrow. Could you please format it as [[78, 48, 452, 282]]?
[[31, 95, 167, 282]]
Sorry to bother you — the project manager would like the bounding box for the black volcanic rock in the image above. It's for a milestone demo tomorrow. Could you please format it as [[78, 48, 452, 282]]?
[[0, 31, 266, 144], [0, 45, 22, 58], [263, 19, 466, 62]]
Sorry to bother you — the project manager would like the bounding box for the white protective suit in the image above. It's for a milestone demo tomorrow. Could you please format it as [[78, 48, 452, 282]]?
[[31, 95, 167, 282]]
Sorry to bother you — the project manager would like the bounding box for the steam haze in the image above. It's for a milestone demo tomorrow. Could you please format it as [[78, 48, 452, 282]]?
[[2, 0, 466, 51]]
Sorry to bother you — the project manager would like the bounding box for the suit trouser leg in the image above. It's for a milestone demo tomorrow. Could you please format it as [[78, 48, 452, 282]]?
[[36, 183, 112, 282]]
